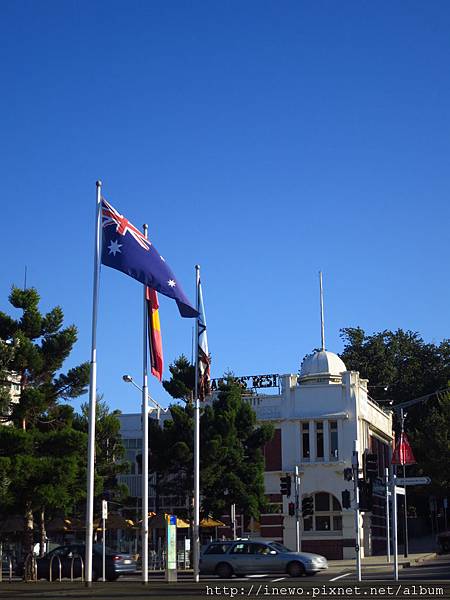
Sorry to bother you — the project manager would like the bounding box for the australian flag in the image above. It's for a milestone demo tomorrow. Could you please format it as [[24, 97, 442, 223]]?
[[101, 198, 198, 318]]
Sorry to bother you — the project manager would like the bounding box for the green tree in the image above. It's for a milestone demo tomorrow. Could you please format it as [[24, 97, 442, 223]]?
[[339, 327, 450, 510], [0, 287, 90, 564], [73, 398, 129, 511], [148, 360, 273, 525], [339, 327, 450, 406], [200, 377, 273, 520], [162, 354, 195, 405]]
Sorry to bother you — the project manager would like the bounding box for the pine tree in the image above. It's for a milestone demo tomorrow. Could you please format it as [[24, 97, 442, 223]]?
[[0, 286, 90, 570], [148, 359, 273, 525]]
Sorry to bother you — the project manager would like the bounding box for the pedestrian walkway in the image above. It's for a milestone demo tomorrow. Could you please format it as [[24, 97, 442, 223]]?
[[327, 552, 436, 570]]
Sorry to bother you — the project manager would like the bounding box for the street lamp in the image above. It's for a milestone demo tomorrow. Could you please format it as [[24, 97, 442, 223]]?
[[122, 373, 170, 583], [122, 374, 168, 420]]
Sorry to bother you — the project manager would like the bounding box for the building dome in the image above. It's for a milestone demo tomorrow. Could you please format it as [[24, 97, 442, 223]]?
[[299, 350, 347, 381]]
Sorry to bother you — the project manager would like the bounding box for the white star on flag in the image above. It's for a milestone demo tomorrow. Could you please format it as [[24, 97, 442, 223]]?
[[108, 239, 123, 256], [168, 279, 176, 287]]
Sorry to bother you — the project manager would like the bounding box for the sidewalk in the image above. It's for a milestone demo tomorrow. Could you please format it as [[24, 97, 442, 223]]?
[[327, 552, 436, 571]]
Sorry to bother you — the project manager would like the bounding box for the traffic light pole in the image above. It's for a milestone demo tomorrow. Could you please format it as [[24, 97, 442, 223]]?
[[352, 443, 362, 582], [385, 468, 391, 563], [295, 466, 301, 553], [392, 475, 399, 581], [400, 409, 409, 558]]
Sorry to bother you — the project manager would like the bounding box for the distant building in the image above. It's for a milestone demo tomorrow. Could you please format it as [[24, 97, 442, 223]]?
[[118, 349, 393, 559], [0, 370, 21, 425]]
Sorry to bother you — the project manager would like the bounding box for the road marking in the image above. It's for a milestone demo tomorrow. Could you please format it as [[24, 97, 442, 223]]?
[[329, 572, 352, 581], [272, 577, 286, 582], [246, 574, 269, 578]]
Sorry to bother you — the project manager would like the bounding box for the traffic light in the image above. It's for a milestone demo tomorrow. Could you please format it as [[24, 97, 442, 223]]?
[[344, 467, 353, 481], [358, 480, 373, 511], [364, 453, 378, 481], [341, 490, 351, 509], [280, 474, 292, 497], [288, 502, 295, 516], [302, 496, 314, 518]]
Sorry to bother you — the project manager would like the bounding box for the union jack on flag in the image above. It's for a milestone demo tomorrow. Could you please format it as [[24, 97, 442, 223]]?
[[102, 198, 151, 251], [100, 198, 198, 318]]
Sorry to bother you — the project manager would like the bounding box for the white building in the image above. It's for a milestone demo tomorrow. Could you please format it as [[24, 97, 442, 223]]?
[[118, 348, 393, 559], [245, 349, 393, 559]]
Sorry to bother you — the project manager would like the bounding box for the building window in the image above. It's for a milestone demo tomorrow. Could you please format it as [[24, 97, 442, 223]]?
[[125, 450, 137, 474], [123, 438, 142, 450], [302, 423, 310, 459], [330, 421, 338, 460], [264, 429, 282, 471], [316, 422, 324, 459], [303, 492, 342, 533]]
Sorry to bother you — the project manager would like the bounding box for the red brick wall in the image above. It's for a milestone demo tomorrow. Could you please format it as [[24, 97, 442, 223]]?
[[300, 539, 354, 560], [264, 429, 282, 471]]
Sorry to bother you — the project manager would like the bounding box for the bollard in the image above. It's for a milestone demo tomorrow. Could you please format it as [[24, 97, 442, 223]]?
[[49, 554, 62, 582], [70, 554, 84, 582]]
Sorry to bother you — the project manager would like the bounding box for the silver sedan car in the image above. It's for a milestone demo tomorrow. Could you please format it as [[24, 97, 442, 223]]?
[[200, 540, 328, 578]]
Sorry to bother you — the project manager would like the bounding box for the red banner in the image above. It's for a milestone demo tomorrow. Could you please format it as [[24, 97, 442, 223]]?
[[392, 432, 416, 465]]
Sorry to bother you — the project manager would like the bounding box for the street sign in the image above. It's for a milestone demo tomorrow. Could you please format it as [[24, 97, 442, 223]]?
[[396, 476, 431, 486], [102, 499, 108, 520]]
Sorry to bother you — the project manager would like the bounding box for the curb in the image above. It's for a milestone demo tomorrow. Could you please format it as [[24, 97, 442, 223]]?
[[414, 553, 436, 564]]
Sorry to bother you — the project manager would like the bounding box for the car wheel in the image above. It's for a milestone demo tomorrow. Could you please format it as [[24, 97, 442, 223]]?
[[287, 561, 305, 577], [215, 562, 233, 579]]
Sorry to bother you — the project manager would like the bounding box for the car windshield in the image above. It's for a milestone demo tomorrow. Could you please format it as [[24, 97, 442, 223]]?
[[269, 542, 292, 552]]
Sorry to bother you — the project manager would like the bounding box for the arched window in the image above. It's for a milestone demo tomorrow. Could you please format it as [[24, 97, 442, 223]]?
[[303, 492, 342, 533]]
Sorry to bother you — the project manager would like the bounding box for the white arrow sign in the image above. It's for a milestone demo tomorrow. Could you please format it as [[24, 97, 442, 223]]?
[[396, 476, 431, 486]]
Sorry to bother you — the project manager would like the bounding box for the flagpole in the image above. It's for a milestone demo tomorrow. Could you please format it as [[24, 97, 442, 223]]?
[[85, 180, 102, 586], [142, 224, 149, 584], [193, 265, 200, 582]]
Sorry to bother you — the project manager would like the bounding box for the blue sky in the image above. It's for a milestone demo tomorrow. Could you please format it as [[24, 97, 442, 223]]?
[[2, 1, 450, 414]]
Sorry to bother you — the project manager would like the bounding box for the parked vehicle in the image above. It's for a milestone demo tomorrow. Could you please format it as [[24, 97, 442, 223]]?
[[437, 531, 450, 554], [200, 540, 328, 578], [16, 543, 137, 581]]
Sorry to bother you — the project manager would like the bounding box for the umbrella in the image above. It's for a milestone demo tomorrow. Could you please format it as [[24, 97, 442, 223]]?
[[98, 514, 135, 530], [200, 517, 226, 528], [46, 517, 72, 532], [146, 513, 190, 529]]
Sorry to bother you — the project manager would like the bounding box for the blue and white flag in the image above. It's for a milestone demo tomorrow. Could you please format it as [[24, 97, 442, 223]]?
[[101, 198, 197, 318]]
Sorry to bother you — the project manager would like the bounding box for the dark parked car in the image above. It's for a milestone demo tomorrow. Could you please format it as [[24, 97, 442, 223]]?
[[200, 540, 328, 578], [437, 531, 450, 554], [16, 544, 136, 581]]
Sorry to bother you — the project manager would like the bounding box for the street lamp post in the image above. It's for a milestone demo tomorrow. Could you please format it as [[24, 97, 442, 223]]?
[[123, 375, 164, 420], [122, 374, 167, 582]]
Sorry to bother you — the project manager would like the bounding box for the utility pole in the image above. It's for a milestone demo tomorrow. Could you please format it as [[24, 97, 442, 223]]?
[[352, 442, 361, 582], [400, 409, 409, 558], [392, 475, 400, 581], [385, 468, 391, 563], [294, 466, 301, 552]]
